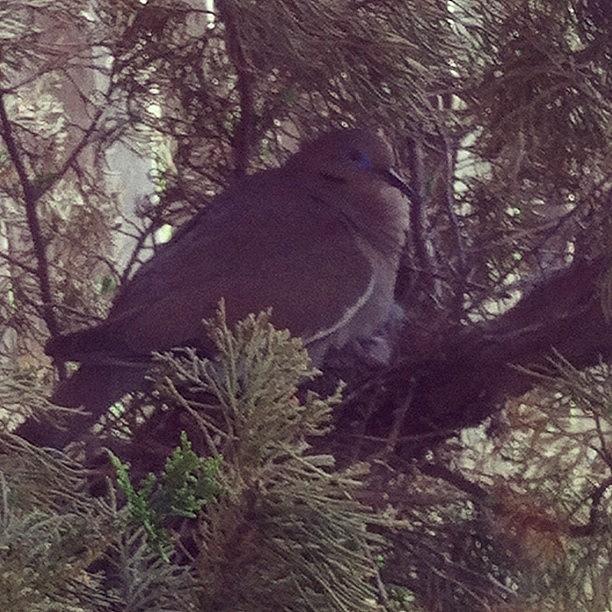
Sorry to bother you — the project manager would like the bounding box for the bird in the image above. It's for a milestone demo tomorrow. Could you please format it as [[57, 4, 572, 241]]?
[[25, 128, 412, 447]]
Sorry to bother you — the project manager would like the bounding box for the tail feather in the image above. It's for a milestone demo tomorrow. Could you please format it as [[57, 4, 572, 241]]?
[[16, 364, 148, 448], [51, 363, 147, 409], [45, 325, 132, 361]]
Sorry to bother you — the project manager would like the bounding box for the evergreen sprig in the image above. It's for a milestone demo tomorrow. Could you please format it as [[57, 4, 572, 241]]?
[[110, 432, 222, 560]]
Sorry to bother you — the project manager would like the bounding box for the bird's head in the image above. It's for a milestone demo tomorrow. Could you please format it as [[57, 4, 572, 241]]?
[[288, 128, 414, 200]]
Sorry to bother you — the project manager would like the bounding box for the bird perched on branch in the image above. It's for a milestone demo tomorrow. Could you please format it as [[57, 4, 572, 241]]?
[[27, 128, 412, 447]]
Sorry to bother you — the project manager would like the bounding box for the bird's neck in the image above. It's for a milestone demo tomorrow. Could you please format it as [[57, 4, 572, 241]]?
[[348, 205, 407, 261], [309, 176, 408, 260]]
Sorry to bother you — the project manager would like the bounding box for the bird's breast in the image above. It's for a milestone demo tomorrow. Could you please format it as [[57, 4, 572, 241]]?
[[322, 230, 400, 354]]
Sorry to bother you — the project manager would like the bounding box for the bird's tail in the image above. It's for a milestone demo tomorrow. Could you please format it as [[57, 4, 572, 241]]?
[[16, 363, 148, 448], [45, 324, 129, 362], [52, 363, 146, 407]]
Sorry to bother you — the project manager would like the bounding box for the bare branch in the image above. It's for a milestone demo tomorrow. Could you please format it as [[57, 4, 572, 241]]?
[[218, 0, 256, 178], [0, 92, 65, 378]]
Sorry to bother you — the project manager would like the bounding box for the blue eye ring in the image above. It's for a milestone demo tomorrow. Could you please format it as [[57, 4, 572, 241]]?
[[349, 149, 372, 170]]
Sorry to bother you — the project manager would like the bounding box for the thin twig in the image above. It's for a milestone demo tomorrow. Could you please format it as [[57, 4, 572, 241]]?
[[384, 378, 415, 457], [0, 249, 38, 275], [38, 106, 106, 200]]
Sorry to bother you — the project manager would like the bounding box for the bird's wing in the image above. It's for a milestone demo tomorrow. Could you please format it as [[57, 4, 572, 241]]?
[[54, 171, 374, 358]]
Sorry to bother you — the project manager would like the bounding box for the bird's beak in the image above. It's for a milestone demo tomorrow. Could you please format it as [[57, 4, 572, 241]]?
[[380, 168, 415, 200]]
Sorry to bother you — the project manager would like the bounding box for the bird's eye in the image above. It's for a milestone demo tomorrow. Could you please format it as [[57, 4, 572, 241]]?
[[348, 149, 371, 169]]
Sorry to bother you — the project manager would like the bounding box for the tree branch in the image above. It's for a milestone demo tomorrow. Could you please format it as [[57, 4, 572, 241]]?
[[218, 0, 256, 178], [419, 463, 610, 539], [328, 256, 612, 461], [0, 93, 66, 378]]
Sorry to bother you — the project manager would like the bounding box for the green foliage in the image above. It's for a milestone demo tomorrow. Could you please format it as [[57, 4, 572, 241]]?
[[0, 436, 114, 610], [0, 433, 201, 611], [160, 432, 222, 518], [386, 586, 423, 612], [102, 528, 202, 612], [110, 432, 222, 560], [0, 0, 610, 609], [98, 274, 116, 296], [1, 309, 391, 611], [152, 305, 398, 611]]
